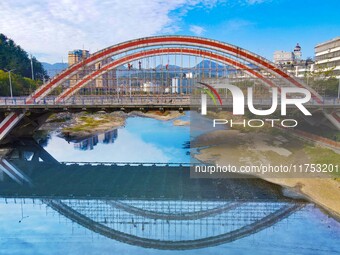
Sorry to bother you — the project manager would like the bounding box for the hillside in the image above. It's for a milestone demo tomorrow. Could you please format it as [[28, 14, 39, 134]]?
[[0, 34, 47, 79], [0, 33, 47, 96]]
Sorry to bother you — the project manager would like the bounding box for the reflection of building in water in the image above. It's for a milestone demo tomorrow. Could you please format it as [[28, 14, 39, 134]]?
[[74, 129, 118, 150], [102, 129, 118, 144]]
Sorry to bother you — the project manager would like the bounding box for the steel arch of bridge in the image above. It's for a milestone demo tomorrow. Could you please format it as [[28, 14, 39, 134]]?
[[56, 47, 278, 102], [27, 35, 322, 104]]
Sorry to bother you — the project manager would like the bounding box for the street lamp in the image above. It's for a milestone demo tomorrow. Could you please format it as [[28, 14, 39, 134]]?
[[338, 78, 340, 100], [4, 68, 15, 98]]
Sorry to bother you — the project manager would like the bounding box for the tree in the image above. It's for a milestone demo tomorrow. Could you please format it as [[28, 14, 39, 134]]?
[[0, 33, 48, 96], [304, 64, 338, 97], [0, 33, 48, 81], [0, 70, 39, 96]]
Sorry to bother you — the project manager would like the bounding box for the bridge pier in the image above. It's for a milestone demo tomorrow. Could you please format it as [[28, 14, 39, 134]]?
[[300, 109, 340, 131], [0, 111, 52, 145], [0, 112, 25, 143], [324, 111, 340, 131]]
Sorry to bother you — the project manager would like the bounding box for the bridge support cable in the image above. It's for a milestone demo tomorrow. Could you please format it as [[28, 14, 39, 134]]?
[[54, 48, 277, 103]]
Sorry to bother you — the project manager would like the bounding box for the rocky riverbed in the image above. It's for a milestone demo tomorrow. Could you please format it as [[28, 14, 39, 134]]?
[[192, 129, 340, 219], [39, 110, 186, 141]]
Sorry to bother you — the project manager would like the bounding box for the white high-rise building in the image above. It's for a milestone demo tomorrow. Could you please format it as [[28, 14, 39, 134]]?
[[273, 43, 302, 65], [68, 49, 90, 87], [315, 37, 340, 78]]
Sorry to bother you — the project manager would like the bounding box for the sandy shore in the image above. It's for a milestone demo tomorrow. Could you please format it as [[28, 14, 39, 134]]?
[[262, 178, 340, 219], [193, 129, 340, 219], [173, 119, 190, 126], [133, 110, 185, 121]]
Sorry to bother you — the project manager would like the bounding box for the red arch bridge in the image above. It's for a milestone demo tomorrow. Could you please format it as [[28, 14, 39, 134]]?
[[0, 35, 339, 143]]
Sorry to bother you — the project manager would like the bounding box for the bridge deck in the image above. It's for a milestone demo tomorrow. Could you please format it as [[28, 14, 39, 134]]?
[[0, 96, 339, 111], [0, 160, 290, 201]]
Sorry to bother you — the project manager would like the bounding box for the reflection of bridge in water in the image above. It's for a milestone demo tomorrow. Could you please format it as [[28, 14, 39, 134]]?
[[0, 140, 305, 250], [44, 199, 303, 250]]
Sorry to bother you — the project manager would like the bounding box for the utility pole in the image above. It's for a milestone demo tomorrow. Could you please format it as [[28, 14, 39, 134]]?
[[4, 69, 15, 98], [30, 54, 34, 80], [338, 77, 340, 100]]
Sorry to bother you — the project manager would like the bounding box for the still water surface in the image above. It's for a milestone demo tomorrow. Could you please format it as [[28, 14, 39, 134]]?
[[45, 115, 190, 163]]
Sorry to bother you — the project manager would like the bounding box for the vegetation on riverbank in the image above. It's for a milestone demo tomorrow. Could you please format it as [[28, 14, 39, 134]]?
[[61, 114, 125, 139], [304, 146, 340, 180]]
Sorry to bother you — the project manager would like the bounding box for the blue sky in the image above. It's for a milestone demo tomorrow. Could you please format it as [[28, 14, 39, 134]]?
[[1, 0, 339, 63], [177, 0, 340, 59]]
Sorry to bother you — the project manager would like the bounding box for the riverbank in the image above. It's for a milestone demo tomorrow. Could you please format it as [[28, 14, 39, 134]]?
[[40, 110, 186, 141], [193, 129, 340, 219], [131, 110, 184, 121], [61, 113, 125, 141]]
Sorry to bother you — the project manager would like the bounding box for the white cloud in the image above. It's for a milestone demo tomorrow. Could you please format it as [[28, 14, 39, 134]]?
[[0, 0, 219, 63], [225, 19, 254, 31], [189, 25, 206, 36], [246, 0, 267, 4]]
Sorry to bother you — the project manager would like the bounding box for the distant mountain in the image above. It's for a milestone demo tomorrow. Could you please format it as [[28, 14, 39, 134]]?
[[194, 60, 262, 74], [155, 64, 181, 71], [193, 59, 233, 76], [116, 64, 182, 78], [42, 62, 68, 77], [194, 59, 224, 69], [115, 60, 235, 78], [45, 60, 243, 79]]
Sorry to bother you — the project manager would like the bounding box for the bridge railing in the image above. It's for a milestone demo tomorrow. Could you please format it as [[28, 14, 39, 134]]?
[[0, 96, 190, 106], [61, 161, 193, 167], [190, 97, 340, 106], [0, 96, 339, 106]]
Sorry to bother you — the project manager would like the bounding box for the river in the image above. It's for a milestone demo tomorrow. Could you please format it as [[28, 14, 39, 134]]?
[[0, 112, 339, 255]]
